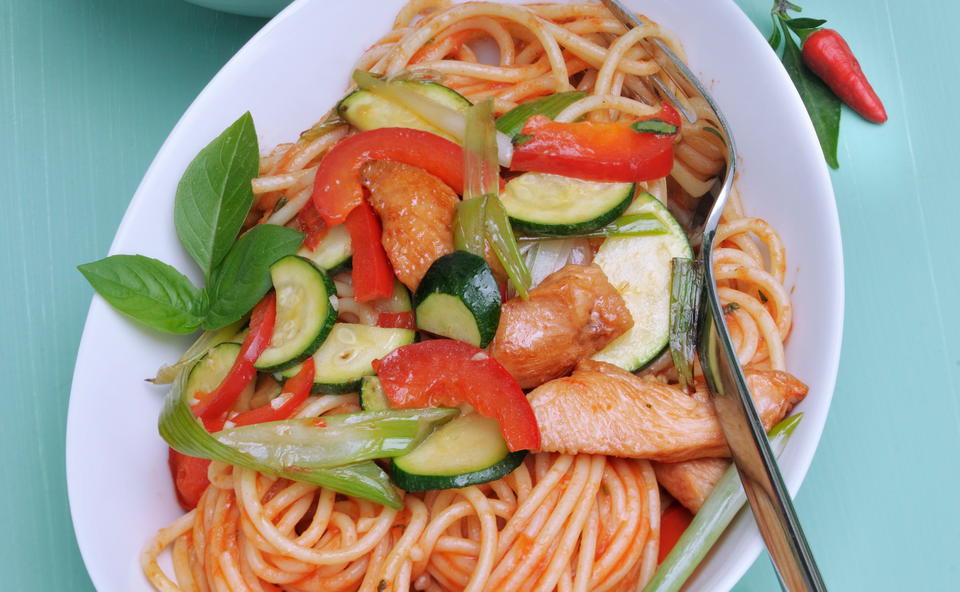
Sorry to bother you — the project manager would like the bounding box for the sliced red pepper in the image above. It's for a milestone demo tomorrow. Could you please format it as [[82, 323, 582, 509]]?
[[193, 292, 277, 421], [372, 340, 540, 452], [345, 201, 395, 302], [296, 201, 328, 251], [312, 127, 466, 226], [231, 358, 315, 427], [509, 108, 677, 183], [376, 311, 416, 329], [168, 448, 211, 511], [658, 503, 694, 563]]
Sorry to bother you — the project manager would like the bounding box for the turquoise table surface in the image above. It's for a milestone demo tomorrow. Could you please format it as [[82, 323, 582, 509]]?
[[2, 0, 957, 590]]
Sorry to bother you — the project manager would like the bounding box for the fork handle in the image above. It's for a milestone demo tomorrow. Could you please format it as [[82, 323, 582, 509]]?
[[700, 237, 828, 592]]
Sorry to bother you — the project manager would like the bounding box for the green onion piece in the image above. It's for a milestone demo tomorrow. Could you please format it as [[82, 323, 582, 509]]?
[[643, 414, 804, 592], [631, 119, 679, 135], [456, 99, 531, 299], [299, 115, 346, 142], [495, 91, 587, 138], [669, 258, 704, 392], [159, 369, 442, 508], [215, 408, 458, 469], [520, 213, 668, 241], [149, 319, 245, 384], [454, 196, 488, 257], [485, 194, 532, 299]]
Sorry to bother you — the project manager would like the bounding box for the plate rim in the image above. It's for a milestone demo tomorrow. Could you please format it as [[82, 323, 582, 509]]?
[[66, 1, 844, 590]]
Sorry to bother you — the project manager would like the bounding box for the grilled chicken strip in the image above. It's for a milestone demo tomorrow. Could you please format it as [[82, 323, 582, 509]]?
[[360, 160, 458, 291], [653, 458, 729, 513], [528, 360, 807, 462], [487, 264, 633, 389]]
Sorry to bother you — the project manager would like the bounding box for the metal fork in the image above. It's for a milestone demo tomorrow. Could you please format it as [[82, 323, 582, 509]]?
[[598, 1, 828, 590]]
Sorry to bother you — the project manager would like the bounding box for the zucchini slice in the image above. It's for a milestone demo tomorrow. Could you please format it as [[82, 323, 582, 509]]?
[[413, 251, 501, 348], [501, 172, 635, 235], [280, 323, 416, 394], [374, 279, 413, 313], [337, 80, 471, 141], [184, 342, 251, 406], [392, 413, 527, 491], [591, 193, 693, 371], [297, 224, 352, 274], [254, 256, 337, 372], [359, 376, 391, 411]]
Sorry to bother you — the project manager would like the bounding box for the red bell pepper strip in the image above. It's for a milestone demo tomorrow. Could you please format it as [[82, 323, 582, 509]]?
[[168, 448, 211, 511], [311, 127, 467, 226], [372, 340, 540, 452], [345, 201, 395, 302], [658, 503, 694, 563], [231, 358, 315, 427], [802, 29, 887, 124], [509, 106, 678, 183], [193, 292, 277, 421], [376, 311, 416, 330], [296, 201, 328, 251]]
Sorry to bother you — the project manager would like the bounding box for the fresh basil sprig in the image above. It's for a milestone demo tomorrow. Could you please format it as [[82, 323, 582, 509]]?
[[174, 112, 260, 278], [80, 113, 303, 334], [768, 2, 841, 168], [78, 255, 208, 334], [203, 224, 305, 329]]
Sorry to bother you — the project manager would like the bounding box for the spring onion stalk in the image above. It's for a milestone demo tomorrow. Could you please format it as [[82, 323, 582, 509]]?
[[215, 408, 457, 468], [455, 99, 531, 299], [353, 70, 513, 166], [495, 91, 588, 138], [149, 319, 245, 384], [668, 258, 703, 392], [159, 371, 454, 509], [643, 414, 804, 592], [520, 213, 668, 241]]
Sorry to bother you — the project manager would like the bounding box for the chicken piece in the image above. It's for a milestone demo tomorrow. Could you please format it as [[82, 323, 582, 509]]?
[[528, 360, 807, 462], [654, 458, 729, 513], [487, 264, 633, 389], [360, 160, 459, 291]]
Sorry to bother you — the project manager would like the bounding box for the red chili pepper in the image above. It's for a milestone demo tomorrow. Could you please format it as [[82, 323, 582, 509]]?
[[510, 107, 677, 183], [658, 503, 694, 563], [311, 128, 467, 226], [376, 311, 416, 329], [802, 29, 887, 124], [168, 448, 210, 511], [193, 293, 277, 421], [230, 358, 315, 427], [296, 201, 328, 251], [372, 340, 540, 452], [344, 201, 395, 302]]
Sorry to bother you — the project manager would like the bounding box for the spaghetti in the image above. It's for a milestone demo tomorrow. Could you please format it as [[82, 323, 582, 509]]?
[[142, 1, 796, 590]]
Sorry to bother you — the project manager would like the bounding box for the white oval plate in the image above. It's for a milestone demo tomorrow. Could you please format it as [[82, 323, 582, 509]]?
[[67, 1, 842, 590]]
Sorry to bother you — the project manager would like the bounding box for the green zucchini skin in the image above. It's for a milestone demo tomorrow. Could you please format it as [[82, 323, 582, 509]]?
[[501, 172, 635, 236], [280, 323, 416, 394], [337, 80, 471, 140], [591, 193, 693, 372], [495, 91, 587, 138], [297, 224, 352, 274], [254, 256, 337, 373], [413, 251, 501, 348], [359, 376, 391, 411], [391, 413, 527, 491], [185, 342, 244, 404]]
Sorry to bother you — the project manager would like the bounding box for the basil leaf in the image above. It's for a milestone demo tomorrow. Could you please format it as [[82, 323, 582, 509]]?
[[174, 112, 259, 279], [780, 22, 841, 168], [78, 255, 205, 334], [203, 224, 304, 330], [631, 119, 678, 135]]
